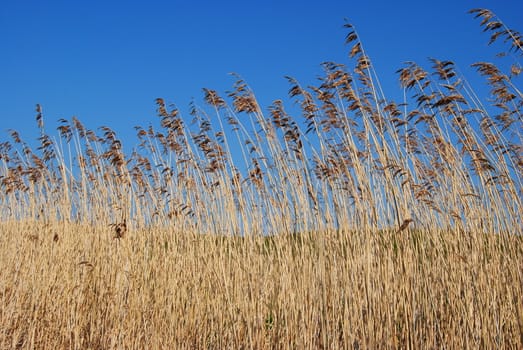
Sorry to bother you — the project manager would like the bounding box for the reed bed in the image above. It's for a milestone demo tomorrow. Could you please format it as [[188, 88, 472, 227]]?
[[0, 8, 522, 349]]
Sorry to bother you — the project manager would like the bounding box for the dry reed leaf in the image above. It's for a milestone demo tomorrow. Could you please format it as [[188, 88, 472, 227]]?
[[396, 218, 414, 233], [112, 219, 127, 239]]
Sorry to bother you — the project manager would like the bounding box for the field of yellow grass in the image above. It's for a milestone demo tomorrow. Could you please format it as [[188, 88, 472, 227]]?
[[1, 221, 522, 348]]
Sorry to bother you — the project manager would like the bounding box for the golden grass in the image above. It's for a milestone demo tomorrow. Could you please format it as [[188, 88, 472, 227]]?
[[0, 8, 522, 349], [1, 222, 522, 348]]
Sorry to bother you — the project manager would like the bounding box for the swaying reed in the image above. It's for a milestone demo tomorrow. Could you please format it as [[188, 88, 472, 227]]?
[[0, 8, 522, 349]]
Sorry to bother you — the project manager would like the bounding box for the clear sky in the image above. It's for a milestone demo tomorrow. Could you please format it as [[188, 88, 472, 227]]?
[[1, 0, 522, 146]]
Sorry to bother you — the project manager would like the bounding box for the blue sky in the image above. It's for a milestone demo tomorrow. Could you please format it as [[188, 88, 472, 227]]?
[[1, 0, 522, 147]]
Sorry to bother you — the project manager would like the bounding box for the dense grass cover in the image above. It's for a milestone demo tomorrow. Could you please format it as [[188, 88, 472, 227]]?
[[0, 8, 522, 348]]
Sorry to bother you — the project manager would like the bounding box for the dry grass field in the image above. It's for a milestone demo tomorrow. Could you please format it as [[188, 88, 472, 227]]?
[[1, 9, 522, 349]]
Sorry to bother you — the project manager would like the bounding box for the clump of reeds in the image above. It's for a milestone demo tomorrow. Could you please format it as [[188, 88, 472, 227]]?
[[0, 8, 521, 349]]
